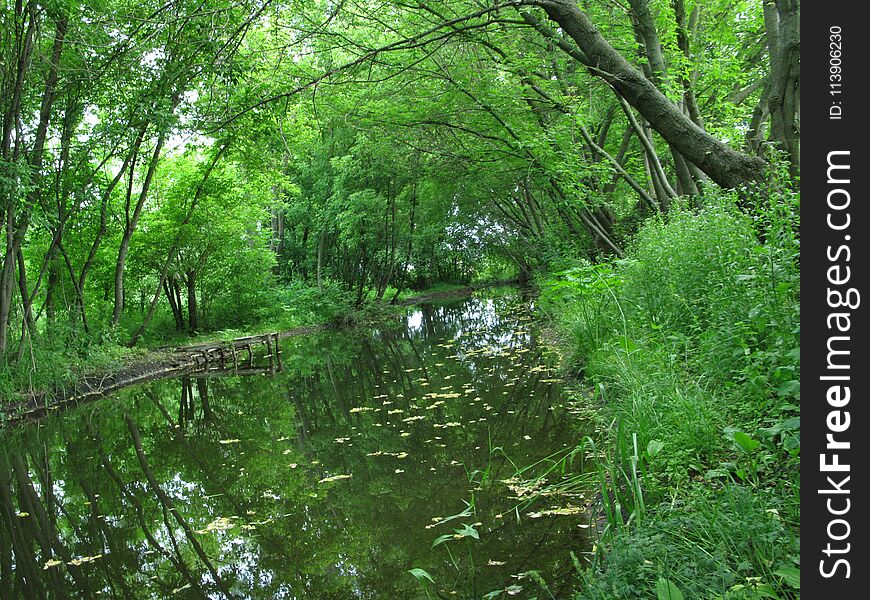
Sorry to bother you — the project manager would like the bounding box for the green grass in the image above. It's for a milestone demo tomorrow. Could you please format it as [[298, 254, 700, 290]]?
[[538, 191, 800, 599]]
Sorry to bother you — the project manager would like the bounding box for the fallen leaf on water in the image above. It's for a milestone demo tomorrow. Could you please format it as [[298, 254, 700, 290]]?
[[195, 517, 236, 534], [68, 554, 103, 566], [318, 474, 352, 484], [528, 506, 584, 518]]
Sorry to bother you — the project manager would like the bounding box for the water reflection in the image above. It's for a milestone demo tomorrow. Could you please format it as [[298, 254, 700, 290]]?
[[0, 293, 592, 599]]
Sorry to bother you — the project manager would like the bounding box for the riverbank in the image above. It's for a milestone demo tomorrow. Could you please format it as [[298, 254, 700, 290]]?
[[1, 280, 517, 424], [538, 200, 801, 599]]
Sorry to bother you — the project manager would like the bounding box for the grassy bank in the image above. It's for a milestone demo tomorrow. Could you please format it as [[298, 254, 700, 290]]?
[[538, 193, 801, 599]]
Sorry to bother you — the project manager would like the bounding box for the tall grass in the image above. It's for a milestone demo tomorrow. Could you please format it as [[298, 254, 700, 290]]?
[[540, 191, 800, 599]]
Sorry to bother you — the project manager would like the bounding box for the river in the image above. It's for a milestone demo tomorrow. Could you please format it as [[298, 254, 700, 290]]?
[[0, 291, 593, 599]]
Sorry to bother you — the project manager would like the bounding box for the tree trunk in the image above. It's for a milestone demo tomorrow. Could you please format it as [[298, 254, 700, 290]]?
[[532, 0, 767, 188], [764, 0, 800, 177], [186, 270, 198, 333], [112, 129, 169, 326]]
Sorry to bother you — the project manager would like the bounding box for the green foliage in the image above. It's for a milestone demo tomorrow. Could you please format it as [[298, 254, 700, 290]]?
[[540, 191, 799, 599], [576, 487, 799, 600]]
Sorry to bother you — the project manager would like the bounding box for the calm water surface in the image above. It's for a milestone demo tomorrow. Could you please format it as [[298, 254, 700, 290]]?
[[0, 292, 592, 599]]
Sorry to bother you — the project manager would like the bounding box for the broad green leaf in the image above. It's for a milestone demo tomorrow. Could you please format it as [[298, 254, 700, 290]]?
[[655, 578, 684, 600]]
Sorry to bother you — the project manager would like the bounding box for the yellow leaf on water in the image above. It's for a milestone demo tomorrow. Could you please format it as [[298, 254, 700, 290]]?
[[195, 517, 236, 534], [318, 474, 352, 484], [68, 554, 103, 566]]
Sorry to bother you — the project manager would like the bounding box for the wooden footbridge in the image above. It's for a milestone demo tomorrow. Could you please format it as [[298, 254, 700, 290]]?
[[180, 331, 285, 375]]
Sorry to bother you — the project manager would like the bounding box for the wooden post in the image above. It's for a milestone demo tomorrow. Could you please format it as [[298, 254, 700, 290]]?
[[266, 334, 275, 375], [247, 344, 254, 367], [231, 344, 238, 373], [274, 332, 283, 371]]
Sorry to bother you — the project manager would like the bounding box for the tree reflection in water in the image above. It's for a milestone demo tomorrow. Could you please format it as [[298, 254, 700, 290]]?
[[0, 293, 593, 599]]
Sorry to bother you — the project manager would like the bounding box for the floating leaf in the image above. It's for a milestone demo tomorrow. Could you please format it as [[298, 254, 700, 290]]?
[[195, 517, 235, 534], [68, 554, 103, 566], [318, 474, 352, 484]]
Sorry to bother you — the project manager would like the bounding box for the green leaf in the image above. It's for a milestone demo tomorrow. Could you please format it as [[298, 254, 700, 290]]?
[[730, 430, 759, 453], [646, 440, 664, 458], [776, 379, 800, 399], [705, 468, 730, 479], [454, 522, 479, 540], [773, 566, 800, 589], [408, 568, 434, 585], [655, 578, 684, 600], [431, 534, 454, 549]]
